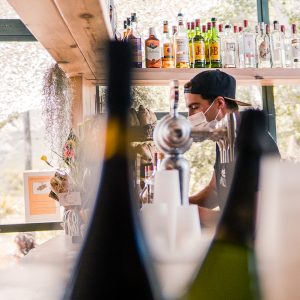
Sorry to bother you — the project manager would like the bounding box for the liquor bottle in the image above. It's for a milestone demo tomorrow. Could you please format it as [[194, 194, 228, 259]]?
[[145, 27, 162, 68], [223, 24, 238, 68], [271, 21, 285, 68], [188, 22, 195, 68], [126, 17, 131, 36], [175, 12, 190, 68], [281, 25, 293, 68], [183, 109, 276, 300], [122, 20, 128, 40], [291, 24, 300, 67], [172, 25, 178, 63], [257, 23, 272, 68], [238, 26, 245, 68], [205, 22, 212, 67], [161, 21, 175, 68], [127, 13, 143, 68], [243, 20, 256, 68], [194, 19, 206, 68], [64, 41, 161, 299], [210, 18, 222, 68], [219, 23, 224, 65]]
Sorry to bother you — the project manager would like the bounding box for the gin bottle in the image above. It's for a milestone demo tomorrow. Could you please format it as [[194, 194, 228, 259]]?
[[271, 21, 285, 68], [243, 20, 256, 68], [175, 12, 189, 68], [291, 24, 300, 67]]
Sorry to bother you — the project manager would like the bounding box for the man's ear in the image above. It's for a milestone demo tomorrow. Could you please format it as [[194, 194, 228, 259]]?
[[215, 96, 225, 109]]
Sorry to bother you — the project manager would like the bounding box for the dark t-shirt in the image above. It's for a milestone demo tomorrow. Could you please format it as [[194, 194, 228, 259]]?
[[214, 129, 280, 212]]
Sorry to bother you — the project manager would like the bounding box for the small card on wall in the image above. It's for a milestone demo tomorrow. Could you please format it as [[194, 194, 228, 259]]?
[[24, 170, 61, 222]]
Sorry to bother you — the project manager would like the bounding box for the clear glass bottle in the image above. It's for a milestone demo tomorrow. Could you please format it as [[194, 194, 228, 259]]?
[[223, 24, 238, 68], [291, 24, 300, 67], [210, 18, 222, 68], [161, 21, 175, 68], [271, 20, 285, 68], [175, 12, 190, 68], [281, 25, 293, 68], [126, 13, 143, 68], [194, 19, 206, 68], [145, 27, 162, 68], [257, 23, 272, 68], [243, 20, 256, 68]]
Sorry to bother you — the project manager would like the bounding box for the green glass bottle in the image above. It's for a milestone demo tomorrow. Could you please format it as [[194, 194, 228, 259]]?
[[64, 41, 162, 300], [182, 110, 278, 300], [188, 22, 195, 68], [194, 19, 206, 68], [205, 22, 212, 68], [210, 17, 222, 68]]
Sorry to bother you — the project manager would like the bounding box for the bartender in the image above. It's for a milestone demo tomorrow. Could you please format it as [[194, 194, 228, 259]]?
[[184, 70, 253, 227]]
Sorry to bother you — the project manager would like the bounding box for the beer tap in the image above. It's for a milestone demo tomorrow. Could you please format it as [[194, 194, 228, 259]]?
[[153, 80, 193, 206]]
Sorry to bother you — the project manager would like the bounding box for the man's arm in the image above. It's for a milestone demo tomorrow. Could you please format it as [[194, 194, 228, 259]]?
[[189, 172, 219, 208], [198, 206, 220, 228]]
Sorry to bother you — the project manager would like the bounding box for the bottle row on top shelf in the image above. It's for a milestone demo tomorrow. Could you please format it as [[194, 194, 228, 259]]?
[[117, 12, 300, 69]]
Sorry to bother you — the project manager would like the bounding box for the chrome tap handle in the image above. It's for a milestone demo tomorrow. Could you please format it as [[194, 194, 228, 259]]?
[[169, 80, 179, 117]]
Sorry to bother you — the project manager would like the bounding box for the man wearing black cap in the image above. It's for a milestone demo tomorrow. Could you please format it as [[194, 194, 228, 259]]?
[[184, 70, 253, 226]]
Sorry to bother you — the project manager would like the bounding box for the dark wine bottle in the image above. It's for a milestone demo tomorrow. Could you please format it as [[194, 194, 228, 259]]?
[[183, 110, 279, 300], [64, 41, 161, 299]]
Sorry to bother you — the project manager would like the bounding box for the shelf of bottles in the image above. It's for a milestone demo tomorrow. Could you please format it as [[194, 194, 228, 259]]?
[[99, 13, 300, 86]]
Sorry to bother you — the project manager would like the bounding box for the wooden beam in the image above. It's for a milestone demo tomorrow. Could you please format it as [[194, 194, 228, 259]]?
[[54, 0, 112, 79], [70, 75, 96, 133]]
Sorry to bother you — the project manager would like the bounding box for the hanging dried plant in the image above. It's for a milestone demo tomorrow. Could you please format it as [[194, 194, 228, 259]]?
[[42, 63, 73, 160]]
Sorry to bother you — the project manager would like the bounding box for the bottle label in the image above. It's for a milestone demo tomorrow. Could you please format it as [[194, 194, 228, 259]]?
[[162, 43, 174, 68], [259, 41, 271, 61], [129, 38, 142, 63], [175, 38, 189, 63], [210, 41, 220, 61], [224, 42, 236, 66], [146, 44, 161, 60], [244, 33, 256, 57], [226, 42, 236, 52], [194, 41, 205, 61], [163, 43, 173, 58]]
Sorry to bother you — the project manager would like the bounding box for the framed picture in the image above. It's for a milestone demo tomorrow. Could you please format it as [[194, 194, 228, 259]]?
[[24, 170, 61, 222]]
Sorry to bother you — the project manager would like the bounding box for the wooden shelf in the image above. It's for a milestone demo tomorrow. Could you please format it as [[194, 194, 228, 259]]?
[[8, 0, 113, 79], [95, 68, 300, 86]]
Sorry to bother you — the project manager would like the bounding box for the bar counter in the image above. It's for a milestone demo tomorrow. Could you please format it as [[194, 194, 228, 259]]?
[[0, 234, 80, 300]]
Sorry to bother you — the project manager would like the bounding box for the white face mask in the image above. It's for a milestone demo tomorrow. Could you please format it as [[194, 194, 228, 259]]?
[[188, 100, 220, 130]]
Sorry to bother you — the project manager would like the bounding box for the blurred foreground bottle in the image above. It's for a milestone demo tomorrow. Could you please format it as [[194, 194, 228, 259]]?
[[183, 110, 279, 300], [64, 41, 161, 299]]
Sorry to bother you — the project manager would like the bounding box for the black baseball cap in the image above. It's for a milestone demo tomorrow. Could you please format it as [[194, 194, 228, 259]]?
[[185, 69, 251, 107]]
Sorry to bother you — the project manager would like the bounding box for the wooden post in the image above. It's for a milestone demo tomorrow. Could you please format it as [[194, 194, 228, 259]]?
[[70, 75, 96, 134]]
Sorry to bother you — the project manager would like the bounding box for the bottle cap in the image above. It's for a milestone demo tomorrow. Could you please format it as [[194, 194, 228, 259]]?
[[243, 20, 248, 27], [225, 24, 231, 29], [149, 27, 156, 36], [195, 19, 201, 27]]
